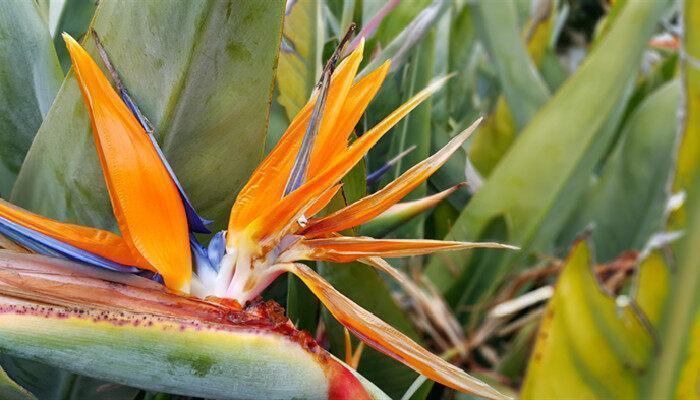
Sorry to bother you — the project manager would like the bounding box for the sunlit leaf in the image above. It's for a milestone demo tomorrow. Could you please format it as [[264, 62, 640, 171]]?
[[277, 0, 323, 120], [521, 240, 655, 398]]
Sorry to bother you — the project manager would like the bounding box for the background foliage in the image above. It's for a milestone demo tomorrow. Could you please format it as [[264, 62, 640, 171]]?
[[1, 0, 698, 399]]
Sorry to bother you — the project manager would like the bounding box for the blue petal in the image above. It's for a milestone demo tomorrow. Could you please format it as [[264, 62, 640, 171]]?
[[189, 234, 216, 274], [206, 231, 226, 270], [0, 216, 140, 273], [366, 163, 391, 184], [366, 145, 417, 184]]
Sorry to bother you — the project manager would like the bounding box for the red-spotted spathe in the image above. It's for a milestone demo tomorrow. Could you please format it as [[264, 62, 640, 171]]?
[[0, 33, 515, 400]]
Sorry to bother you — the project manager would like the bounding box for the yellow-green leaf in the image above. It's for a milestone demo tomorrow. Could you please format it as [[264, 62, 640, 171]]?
[[0, 365, 35, 400], [521, 240, 654, 399]]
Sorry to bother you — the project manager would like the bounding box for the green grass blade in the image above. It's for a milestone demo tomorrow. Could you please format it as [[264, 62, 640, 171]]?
[[470, 0, 550, 130]]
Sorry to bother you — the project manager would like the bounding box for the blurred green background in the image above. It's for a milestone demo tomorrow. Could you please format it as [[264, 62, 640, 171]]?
[[0, 0, 698, 399]]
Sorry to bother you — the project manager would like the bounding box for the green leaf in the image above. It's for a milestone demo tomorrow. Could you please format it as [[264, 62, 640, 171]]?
[[522, 209, 699, 399], [469, 0, 558, 177], [0, 363, 35, 400], [645, 2, 700, 396], [558, 80, 681, 261], [0, 358, 138, 400], [425, 0, 669, 321], [520, 240, 656, 398], [669, 0, 700, 229], [0, 0, 62, 197], [11, 0, 284, 233], [470, 0, 550, 130], [52, 0, 98, 73], [276, 0, 323, 119], [360, 0, 449, 78], [363, 0, 431, 53]]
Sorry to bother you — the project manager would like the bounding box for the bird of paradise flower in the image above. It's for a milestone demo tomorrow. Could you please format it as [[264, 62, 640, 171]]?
[[0, 32, 516, 400]]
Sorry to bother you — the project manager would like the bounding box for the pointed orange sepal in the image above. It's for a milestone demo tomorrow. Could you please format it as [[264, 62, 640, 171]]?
[[0, 199, 147, 268], [305, 184, 343, 218], [227, 44, 375, 242], [63, 34, 191, 291], [284, 262, 509, 400], [244, 78, 449, 248], [285, 235, 517, 263], [302, 118, 481, 238]]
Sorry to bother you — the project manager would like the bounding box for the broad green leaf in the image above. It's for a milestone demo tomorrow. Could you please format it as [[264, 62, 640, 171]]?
[[11, 0, 284, 233], [0, 0, 62, 197], [425, 0, 668, 320], [276, 0, 323, 120], [470, 0, 549, 130], [52, 0, 98, 73], [520, 240, 655, 399], [469, 0, 556, 176], [559, 80, 681, 261], [0, 364, 35, 400]]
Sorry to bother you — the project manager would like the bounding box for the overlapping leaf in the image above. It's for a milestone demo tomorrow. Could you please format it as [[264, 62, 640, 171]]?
[[425, 0, 670, 323], [11, 0, 284, 234], [0, 0, 62, 196]]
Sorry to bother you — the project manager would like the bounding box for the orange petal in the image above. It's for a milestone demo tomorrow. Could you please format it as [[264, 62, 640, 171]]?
[[244, 78, 449, 248], [302, 118, 481, 237], [285, 235, 517, 263], [305, 184, 343, 218], [63, 34, 191, 291], [283, 262, 509, 400], [0, 200, 147, 268], [228, 44, 373, 241], [359, 183, 466, 237], [307, 58, 390, 177]]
